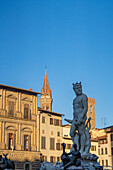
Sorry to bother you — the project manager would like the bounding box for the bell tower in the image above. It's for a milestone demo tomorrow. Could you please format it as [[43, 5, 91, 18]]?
[[40, 69, 53, 111], [87, 97, 96, 129]]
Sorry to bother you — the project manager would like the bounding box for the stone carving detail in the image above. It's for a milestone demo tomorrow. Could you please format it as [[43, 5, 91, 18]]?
[[0, 153, 15, 169], [61, 143, 81, 169]]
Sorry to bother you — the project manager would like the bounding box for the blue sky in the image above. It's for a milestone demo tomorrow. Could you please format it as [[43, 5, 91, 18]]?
[[0, 0, 113, 128]]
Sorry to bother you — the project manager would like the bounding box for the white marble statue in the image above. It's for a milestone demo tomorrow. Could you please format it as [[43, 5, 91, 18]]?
[[65, 82, 91, 158]]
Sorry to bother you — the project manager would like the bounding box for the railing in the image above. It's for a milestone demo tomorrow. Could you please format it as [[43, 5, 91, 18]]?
[[0, 111, 33, 120]]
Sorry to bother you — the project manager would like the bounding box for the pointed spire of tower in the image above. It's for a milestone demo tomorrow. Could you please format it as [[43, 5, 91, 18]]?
[[40, 69, 53, 111], [42, 69, 50, 95]]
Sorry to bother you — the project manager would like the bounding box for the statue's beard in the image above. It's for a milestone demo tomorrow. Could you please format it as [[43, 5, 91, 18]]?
[[76, 90, 82, 95]]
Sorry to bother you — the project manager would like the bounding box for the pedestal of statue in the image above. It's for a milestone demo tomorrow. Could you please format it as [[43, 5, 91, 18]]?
[[60, 166, 83, 169], [40, 160, 103, 170]]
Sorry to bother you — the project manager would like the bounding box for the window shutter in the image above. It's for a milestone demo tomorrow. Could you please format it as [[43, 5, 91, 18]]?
[[28, 135, 31, 151], [6, 133, 9, 149], [22, 135, 25, 150], [13, 134, 16, 150]]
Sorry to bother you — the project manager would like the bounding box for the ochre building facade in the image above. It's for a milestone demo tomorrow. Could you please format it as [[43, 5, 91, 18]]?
[[0, 84, 40, 170]]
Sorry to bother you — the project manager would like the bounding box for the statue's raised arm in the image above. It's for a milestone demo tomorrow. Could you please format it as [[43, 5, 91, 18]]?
[[64, 118, 72, 124]]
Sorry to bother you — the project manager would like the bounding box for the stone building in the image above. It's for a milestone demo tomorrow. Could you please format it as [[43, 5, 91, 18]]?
[[0, 84, 41, 169], [62, 124, 113, 169], [90, 126, 113, 169], [39, 69, 64, 163]]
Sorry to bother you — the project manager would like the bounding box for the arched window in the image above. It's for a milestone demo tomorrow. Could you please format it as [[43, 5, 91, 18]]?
[[8, 101, 14, 116], [24, 104, 29, 119]]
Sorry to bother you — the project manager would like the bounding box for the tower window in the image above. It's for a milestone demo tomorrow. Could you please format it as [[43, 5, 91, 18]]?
[[46, 106, 49, 110]]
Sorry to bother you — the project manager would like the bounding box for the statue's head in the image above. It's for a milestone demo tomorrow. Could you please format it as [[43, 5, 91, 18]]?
[[73, 143, 77, 150], [73, 82, 82, 96]]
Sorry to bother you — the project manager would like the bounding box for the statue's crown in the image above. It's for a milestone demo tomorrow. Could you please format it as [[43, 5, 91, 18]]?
[[73, 82, 81, 87]]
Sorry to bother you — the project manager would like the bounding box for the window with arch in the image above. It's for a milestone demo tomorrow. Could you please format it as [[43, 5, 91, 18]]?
[[24, 135, 29, 151], [24, 104, 30, 119], [6, 133, 16, 150], [22, 135, 31, 151]]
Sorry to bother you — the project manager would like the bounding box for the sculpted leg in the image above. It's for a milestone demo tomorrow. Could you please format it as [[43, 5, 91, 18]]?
[[80, 132, 85, 154], [79, 123, 86, 154], [70, 121, 77, 142], [74, 133, 79, 150]]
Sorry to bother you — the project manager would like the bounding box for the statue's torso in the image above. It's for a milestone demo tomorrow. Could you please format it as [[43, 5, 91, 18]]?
[[73, 93, 87, 121]]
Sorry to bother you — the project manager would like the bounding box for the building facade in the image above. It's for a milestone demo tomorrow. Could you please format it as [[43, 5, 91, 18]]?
[[0, 84, 40, 169], [90, 127, 113, 169], [38, 108, 63, 163]]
